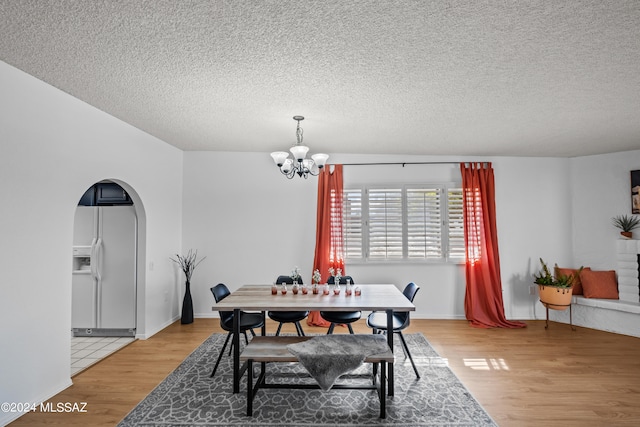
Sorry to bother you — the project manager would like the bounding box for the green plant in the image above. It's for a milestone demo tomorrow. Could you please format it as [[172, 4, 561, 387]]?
[[533, 258, 555, 286], [554, 267, 583, 288], [533, 258, 582, 288], [611, 214, 640, 232]]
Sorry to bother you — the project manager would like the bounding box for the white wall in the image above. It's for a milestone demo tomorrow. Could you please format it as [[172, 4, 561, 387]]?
[[0, 61, 183, 426], [183, 152, 573, 321], [570, 150, 640, 269], [181, 152, 319, 315]]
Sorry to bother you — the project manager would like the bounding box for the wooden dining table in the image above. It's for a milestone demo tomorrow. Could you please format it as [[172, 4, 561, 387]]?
[[211, 283, 415, 395]]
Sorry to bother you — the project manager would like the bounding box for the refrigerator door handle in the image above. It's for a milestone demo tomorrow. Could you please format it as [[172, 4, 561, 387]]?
[[90, 237, 98, 280], [95, 237, 103, 328], [95, 237, 103, 283]]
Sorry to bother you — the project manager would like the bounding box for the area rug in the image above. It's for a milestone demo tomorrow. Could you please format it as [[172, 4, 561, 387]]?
[[117, 333, 497, 426]]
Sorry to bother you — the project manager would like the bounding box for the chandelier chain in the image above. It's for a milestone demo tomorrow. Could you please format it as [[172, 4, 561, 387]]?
[[296, 122, 303, 145]]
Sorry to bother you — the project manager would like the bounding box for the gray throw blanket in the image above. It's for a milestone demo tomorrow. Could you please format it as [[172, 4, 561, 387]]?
[[287, 334, 390, 391]]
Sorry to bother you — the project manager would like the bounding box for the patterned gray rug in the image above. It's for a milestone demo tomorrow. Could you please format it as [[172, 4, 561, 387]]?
[[118, 333, 496, 426]]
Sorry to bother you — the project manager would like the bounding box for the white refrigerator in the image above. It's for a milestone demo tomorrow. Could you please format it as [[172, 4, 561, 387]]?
[[72, 205, 137, 337]]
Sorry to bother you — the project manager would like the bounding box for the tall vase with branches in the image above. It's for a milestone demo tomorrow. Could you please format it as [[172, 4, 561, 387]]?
[[171, 249, 206, 324]]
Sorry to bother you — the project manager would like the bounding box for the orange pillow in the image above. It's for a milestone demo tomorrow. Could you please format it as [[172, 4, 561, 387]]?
[[580, 269, 619, 299], [555, 267, 589, 295]]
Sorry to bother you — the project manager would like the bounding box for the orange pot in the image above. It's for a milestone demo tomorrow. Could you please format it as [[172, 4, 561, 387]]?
[[538, 284, 573, 311]]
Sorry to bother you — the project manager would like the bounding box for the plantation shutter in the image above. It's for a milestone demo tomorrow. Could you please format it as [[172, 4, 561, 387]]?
[[343, 189, 364, 260], [406, 188, 442, 259], [447, 188, 465, 260], [368, 188, 403, 259], [328, 188, 344, 264]]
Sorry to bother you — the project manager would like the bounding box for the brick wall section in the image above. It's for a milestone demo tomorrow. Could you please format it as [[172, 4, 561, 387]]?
[[616, 239, 640, 303]]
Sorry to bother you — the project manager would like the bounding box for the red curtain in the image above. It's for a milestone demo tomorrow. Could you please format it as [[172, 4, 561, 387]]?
[[460, 162, 526, 329], [307, 165, 345, 327]]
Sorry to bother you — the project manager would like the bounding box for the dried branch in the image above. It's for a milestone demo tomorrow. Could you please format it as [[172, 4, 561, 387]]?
[[171, 249, 206, 282]]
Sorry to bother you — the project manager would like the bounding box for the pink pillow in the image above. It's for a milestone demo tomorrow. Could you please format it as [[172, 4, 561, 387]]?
[[555, 267, 589, 295], [580, 270, 619, 299]]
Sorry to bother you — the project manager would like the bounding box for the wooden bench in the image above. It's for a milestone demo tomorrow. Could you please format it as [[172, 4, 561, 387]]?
[[240, 335, 395, 418]]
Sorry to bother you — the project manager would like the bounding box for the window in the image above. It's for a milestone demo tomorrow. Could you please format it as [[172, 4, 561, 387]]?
[[343, 184, 464, 263]]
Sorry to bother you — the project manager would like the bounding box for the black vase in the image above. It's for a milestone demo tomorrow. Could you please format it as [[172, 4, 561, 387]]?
[[181, 280, 194, 324]]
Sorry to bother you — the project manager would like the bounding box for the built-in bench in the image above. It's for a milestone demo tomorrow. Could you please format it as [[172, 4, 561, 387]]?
[[240, 335, 395, 418], [545, 246, 640, 338], [548, 296, 640, 337]]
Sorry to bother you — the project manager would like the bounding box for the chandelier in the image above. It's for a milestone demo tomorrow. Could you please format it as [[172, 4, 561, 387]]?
[[270, 116, 329, 179]]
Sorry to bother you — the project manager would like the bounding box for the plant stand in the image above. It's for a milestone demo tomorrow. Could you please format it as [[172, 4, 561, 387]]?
[[542, 301, 575, 331], [538, 284, 575, 331]]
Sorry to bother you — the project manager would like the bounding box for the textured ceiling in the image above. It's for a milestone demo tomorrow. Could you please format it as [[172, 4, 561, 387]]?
[[1, 0, 640, 157]]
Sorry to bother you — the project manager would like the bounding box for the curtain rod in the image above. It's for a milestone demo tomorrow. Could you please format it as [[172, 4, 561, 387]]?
[[328, 161, 470, 166]]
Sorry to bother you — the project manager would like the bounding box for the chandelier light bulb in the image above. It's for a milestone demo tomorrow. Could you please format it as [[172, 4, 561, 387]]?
[[290, 144, 309, 162], [281, 158, 293, 173], [302, 158, 313, 170], [270, 151, 289, 167], [311, 153, 329, 169]]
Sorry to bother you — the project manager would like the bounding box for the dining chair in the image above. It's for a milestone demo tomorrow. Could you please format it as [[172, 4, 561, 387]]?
[[366, 282, 421, 378], [320, 275, 360, 334], [210, 283, 264, 378], [267, 275, 309, 336]]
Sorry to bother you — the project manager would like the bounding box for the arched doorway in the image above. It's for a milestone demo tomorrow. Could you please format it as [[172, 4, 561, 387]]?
[[70, 179, 146, 375]]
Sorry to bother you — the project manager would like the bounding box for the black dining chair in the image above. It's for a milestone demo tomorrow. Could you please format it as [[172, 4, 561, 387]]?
[[267, 275, 309, 336], [320, 276, 360, 334], [210, 283, 264, 378], [366, 282, 421, 378]]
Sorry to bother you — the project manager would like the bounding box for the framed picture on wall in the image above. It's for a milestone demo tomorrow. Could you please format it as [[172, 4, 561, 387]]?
[[632, 170, 640, 214]]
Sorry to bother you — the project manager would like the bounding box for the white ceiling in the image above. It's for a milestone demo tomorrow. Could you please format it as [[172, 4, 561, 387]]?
[[1, 0, 640, 157]]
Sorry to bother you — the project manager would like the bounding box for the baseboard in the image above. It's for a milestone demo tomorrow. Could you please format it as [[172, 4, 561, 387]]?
[[411, 314, 467, 320], [136, 314, 181, 340], [195, 312, 219, 318]]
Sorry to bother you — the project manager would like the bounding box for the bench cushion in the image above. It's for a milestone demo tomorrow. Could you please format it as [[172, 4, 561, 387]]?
[[287, 334, 390, 390], [580, 269, 619, 299]]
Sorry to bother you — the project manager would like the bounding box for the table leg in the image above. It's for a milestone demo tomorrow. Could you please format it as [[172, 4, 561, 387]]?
[[233, 308, 240, 393], [380, 360, 387, 419], [386, 309, 394, 396], [247, 359, 253, 416]]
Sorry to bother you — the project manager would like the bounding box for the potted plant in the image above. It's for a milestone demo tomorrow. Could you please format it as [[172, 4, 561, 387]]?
[[291, 266, 302, 281], [291, 266, 301, 294], [328, 267, 342, 294], [312, 269, 321, 294], [533, 258, 581, 311], [171, 249, 206, 324], [328, 267, 342, 283], [611, 214, 640, 239]]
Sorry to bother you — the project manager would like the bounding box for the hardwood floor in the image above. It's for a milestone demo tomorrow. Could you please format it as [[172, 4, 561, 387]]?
[[9, 318, 640, 426]]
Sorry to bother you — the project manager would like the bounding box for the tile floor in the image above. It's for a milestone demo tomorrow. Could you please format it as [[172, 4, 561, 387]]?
[[71, 336, 135, 376]]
